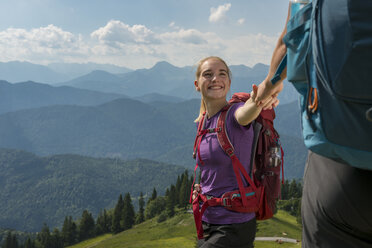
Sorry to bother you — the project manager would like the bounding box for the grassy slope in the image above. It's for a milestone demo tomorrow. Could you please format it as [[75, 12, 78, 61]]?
[[68, 210, 301, 248]]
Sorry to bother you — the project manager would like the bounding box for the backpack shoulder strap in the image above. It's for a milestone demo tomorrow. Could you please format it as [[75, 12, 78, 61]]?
[[216, 104, 235, 157], [193, 112, 206, 160], [216, 104, 258, 208]]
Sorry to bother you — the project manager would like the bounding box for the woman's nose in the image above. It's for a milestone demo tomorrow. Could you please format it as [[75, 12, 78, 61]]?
[[212, 74, 219, 82]]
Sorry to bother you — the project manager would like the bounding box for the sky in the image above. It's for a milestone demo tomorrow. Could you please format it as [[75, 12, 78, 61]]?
[[0, 0, 289, 69]]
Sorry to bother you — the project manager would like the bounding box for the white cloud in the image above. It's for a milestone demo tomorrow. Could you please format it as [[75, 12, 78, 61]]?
[[91, 20, 156, 45], [0, 25, 88, 64], [0, 24, 76, 49], [237, 18, 245, 25], [209, 3, 231, 23]]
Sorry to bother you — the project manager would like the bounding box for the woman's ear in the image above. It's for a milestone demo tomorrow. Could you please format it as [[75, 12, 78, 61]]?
[[194, 80, 200, 91]]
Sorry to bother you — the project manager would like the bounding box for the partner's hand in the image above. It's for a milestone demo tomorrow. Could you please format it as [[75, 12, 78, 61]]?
[[251, 84, 279, 110], [255, 80, 283, 105], [262, 96, 279, 110]]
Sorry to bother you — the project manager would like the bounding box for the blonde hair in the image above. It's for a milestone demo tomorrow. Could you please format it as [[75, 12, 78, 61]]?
[[194, 56, 232, 122]]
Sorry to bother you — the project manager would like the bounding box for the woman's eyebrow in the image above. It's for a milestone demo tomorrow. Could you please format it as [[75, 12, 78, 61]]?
[[202, 69, 212, 73]]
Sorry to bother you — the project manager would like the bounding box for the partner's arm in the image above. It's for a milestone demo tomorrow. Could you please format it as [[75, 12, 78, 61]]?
[[255, 3, 291, 103]]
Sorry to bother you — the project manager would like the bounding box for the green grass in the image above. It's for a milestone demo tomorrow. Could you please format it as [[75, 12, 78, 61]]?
[[66, 234, 113, 248], [68, 210, 302, 248], [257, 210, 302, 240]]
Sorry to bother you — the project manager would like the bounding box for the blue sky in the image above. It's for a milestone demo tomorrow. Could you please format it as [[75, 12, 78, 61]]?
[[0, 0, 289, 69]]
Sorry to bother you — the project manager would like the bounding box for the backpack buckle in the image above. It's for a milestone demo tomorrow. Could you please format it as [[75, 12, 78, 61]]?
[[222, 198, 232, 207], [265, 171, 275, 176], [206, 195, 214, 200], [226, 147, 234, 157]]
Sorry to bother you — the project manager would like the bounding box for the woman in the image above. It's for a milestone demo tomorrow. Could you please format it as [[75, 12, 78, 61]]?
[[192, 56, 277, 248]]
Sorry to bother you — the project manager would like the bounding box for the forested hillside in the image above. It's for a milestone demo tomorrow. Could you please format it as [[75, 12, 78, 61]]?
[[0, 149, 186, 232]]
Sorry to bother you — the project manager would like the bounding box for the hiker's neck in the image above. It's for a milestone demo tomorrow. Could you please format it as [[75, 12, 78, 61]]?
[[205, 98, 228, 118]]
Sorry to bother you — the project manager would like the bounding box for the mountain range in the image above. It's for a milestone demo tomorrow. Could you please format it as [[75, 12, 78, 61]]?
[[0, 61, 132, 84], [0, 80, 127, 114], [0, 60, 299, 105], [59, 61, 299, 104]]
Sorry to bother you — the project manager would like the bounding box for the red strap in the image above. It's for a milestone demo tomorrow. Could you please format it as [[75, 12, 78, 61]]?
[[192, 194, 207, 239], [193, 113, 206, 159], [216, 105, 257, 208], [192, 194, 224, 239], [193, 113, 207, 165], [280, 144, 285, 184]]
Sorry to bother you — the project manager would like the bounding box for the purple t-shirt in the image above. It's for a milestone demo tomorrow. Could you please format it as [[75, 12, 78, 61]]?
[[197, 102, 256, 224]]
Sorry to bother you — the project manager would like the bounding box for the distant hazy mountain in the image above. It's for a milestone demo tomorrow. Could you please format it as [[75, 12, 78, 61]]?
[[0, 148, 185, 232], [134, 93, 186, 103], [60, 61, 299, 104], [48, 62, 132, 78], [58, 70, 128, 94], [0, 97, 305, 178], [0, 80, 127, 114], [0, 61, 68, 83], [0, 61, 132, 83]]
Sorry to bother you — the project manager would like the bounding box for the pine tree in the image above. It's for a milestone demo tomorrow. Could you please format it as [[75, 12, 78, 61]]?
[[175, 175, 181, 195], [96, 209, 111, 235], [136, 192, 145, 224], [11, 234, 18, 248], [3, 231, 18, 248], [104, 209, 113, 233], [147, 187, 157, 205], [62, 216, 78, 246], [121, 192, 135, 230], [166, 184, 176, 217], [179, 170, 190, 209], [24, 236, 35, 248], [289, 179, 300, 199], [296, 199, 302, 224], [79, 210, 95, 241], [95, 210, 105, 236], [112, 194, 124, 234], [51, 228, 63, 248], [3, 232, 11, 248], [37, 223, 52, 248], [281, 179, 289, 200]]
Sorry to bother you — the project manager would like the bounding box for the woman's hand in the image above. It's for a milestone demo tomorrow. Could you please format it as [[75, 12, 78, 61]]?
[[192, 184, 201, 201]]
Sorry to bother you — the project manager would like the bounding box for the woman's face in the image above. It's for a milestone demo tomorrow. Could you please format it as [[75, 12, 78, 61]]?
[[195, 58, 231, 101]]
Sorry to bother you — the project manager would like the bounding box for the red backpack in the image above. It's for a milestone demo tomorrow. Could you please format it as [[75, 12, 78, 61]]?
[[191, 92, 284, 239]]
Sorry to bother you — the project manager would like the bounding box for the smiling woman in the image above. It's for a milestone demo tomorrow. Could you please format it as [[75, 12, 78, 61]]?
[[191, 56, 278, 248]]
